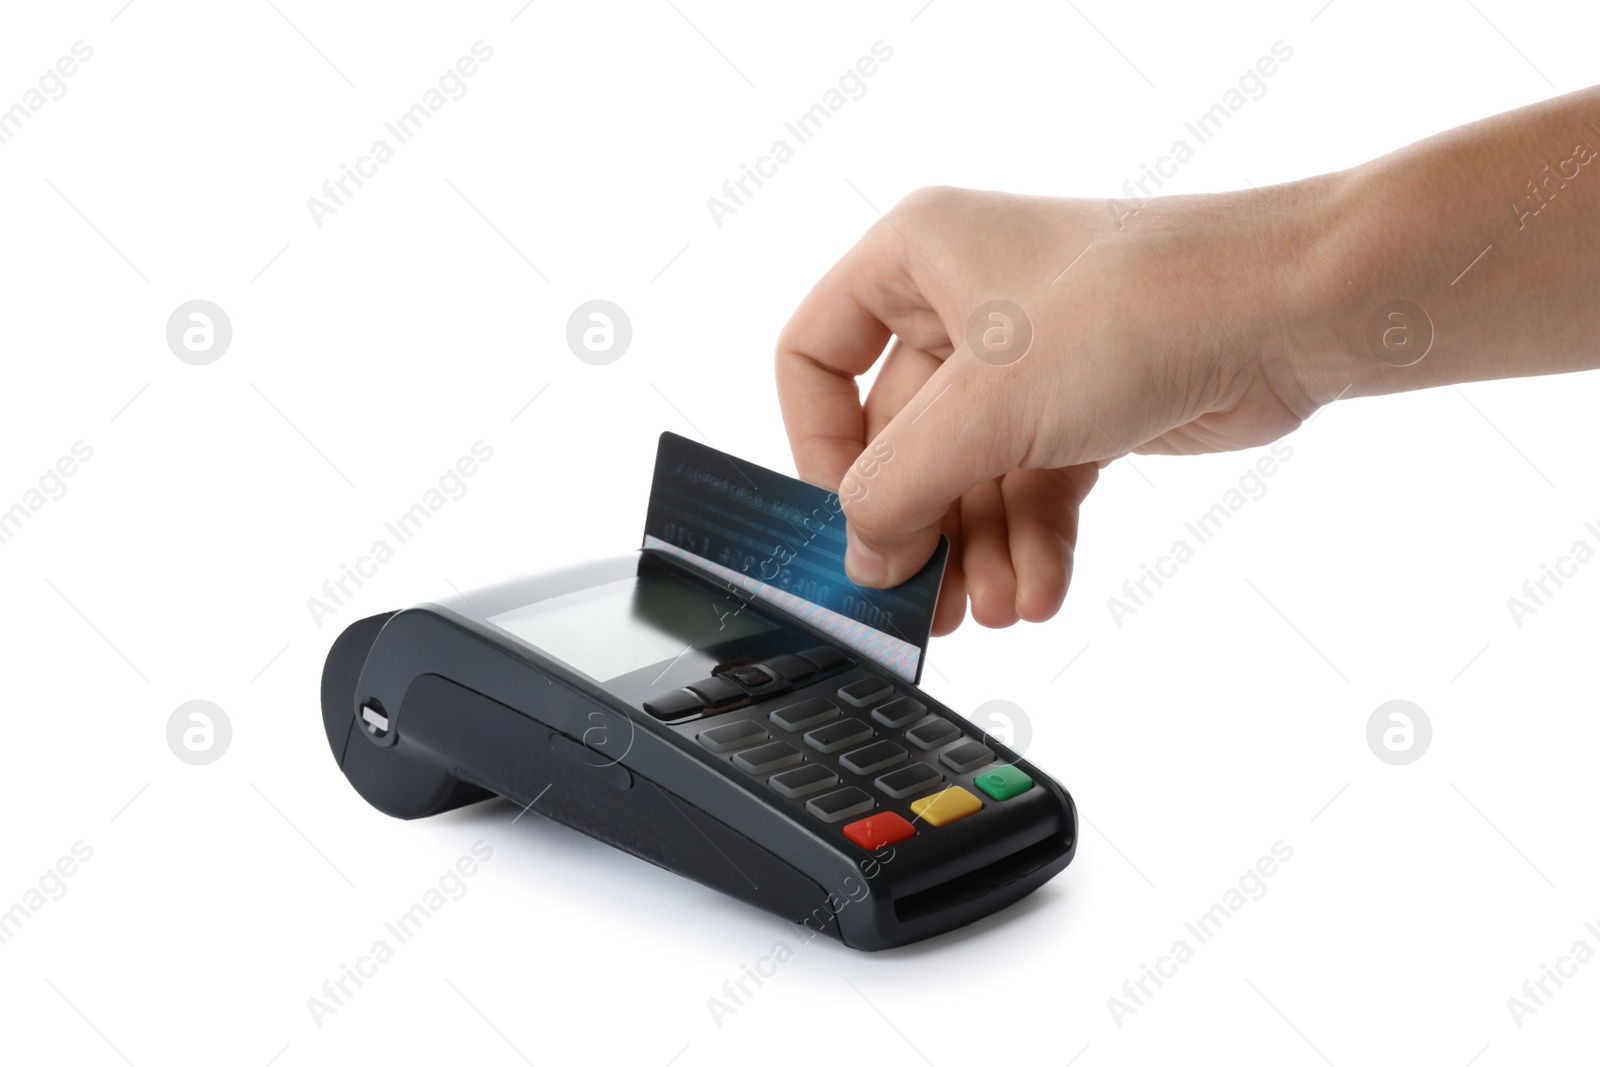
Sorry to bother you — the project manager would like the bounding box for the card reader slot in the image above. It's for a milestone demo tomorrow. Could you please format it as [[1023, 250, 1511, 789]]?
[[892, 834, 1069, 924], [880, 793, 1068, 901]]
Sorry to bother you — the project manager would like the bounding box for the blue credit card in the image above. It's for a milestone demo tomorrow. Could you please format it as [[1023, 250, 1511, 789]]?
[[642, 432, 948, 683]]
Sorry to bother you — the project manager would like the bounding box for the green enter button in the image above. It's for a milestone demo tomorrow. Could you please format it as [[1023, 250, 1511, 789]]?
[[973, 764, 1034, 801]]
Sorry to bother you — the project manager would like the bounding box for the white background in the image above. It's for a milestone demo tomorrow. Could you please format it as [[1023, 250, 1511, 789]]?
[[2, 1, 1597, 1064]]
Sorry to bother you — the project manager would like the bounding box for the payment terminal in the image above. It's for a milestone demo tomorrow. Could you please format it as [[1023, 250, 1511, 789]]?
[[320, 434, 1077, 950]]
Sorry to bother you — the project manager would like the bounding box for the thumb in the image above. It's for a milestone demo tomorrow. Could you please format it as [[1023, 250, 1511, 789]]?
[[840, 358, 1024, 587]]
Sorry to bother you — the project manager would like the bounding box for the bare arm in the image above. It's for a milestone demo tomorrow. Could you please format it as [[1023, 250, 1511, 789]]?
[[1288, 85, 1600, 404]]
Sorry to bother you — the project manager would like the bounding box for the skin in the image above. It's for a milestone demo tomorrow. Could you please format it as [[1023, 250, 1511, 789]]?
[[776, 86, 1600, 635]]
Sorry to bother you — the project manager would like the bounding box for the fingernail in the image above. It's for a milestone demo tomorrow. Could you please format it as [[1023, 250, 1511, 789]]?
[[846, 529, 887, 585]]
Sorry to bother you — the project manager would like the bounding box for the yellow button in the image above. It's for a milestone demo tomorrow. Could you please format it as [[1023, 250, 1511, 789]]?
[[909, 786, 982, 827]]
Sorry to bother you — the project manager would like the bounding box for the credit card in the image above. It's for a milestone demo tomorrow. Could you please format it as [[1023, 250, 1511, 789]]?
[[642, 431, 948, 683]]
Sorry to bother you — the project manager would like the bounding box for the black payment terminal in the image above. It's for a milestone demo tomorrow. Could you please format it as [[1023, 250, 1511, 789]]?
[[321, 438, 1077, 950]]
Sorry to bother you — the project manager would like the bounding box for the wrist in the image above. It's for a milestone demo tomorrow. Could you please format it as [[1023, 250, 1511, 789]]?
[[1247, 166, 1388, 417], [1106, 174, 1372, 423]]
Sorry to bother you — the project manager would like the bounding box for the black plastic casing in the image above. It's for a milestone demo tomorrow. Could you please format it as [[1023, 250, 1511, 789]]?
[[320, 549, 1076, 950]]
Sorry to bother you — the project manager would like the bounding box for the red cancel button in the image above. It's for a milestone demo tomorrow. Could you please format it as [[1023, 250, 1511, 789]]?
[[842, 811, 916, 850]]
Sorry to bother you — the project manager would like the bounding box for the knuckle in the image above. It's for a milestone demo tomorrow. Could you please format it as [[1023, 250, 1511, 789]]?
[[838, 487, 878, 528], [894, 185, 962, 218]]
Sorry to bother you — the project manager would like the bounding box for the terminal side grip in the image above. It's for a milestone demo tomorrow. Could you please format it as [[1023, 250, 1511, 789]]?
[[321, 611, 396, 768], [392, 674, 839, 933], [323, 612, 494, 819]]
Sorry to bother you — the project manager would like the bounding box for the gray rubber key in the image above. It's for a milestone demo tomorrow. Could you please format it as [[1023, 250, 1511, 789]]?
[[770, 764, 839, 799], [770, 698, 840, 733], [839, 740, 909, 776], [698, 720, 768, 753], [905, 716, 961, 751], [733, 741, 804, 774], [804, 717, 873, 754]]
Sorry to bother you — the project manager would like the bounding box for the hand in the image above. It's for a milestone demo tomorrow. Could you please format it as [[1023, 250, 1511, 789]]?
[[775, 185, 1328, 634], [778, 88, 1600, 635]]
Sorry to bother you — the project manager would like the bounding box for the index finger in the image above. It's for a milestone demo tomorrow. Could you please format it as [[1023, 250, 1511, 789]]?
[[774, 227, 909, 490]]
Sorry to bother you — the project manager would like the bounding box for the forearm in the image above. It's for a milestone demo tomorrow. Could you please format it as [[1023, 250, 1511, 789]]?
[[1280, 86, 1600, 406]]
